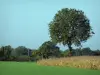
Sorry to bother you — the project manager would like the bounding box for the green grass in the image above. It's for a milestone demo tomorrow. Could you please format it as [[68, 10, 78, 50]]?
[[0, 62, 100, 75]]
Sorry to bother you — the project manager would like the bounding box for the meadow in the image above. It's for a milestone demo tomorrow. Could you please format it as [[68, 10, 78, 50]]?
[[0, 57, 100, 75]]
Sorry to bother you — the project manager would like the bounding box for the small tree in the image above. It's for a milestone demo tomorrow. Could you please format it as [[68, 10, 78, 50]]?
[[39, 41, 60, 59], [49, 8, 94, 56], [0, 45, 13, 60], [15, 46, 28, 56], [31, 50, 41, 61]]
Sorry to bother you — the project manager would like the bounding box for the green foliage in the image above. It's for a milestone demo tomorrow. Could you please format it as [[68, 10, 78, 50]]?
[[31, 50, 41, 61], [49, 8, 94, 55], [0, 45, 100, 61], [39, 41, 60, 58], [63, 50, 70, 57], [0, 45, 13, 60], [81, 47, 91, 55], [92, 50, 100, 56], [72, 48, 82, 56], [15, 46, 28, 56], [32, 50, 40, 57], [16, 55, 30, 61]]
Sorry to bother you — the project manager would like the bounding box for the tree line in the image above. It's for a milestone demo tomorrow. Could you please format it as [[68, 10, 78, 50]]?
[[0, 41, 100, 61]]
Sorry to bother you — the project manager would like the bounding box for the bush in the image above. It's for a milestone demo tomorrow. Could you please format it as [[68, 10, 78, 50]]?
[[0, 57, 5, 61], [7, 56, 16, 61], [16, 55, 30, 61], [30, 55, 42, 61]]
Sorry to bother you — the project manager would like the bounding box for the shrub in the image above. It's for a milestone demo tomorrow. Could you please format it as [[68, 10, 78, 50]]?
[[16, 55, 30, 62], [30, 55, 42, 61]]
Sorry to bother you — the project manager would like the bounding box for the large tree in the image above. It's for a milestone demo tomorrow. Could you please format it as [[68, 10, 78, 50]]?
[[49, 8, 94, 56]]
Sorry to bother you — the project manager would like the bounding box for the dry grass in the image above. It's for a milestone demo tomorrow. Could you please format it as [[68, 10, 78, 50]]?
[[37, 56, 100, 70]]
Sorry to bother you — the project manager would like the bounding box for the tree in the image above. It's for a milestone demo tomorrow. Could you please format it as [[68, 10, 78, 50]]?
[[92, 50, 100, 56], [0, 45, 13, 60], [15, 46, 28, 56], [31, 50, 41, 61], [39, 41, 60, 59], [81, 47, 92, 55], [61, 50, 69, 57], [73, 48, 82, 56], [49, 8, 94, 56], [32, 49, 39, 57]]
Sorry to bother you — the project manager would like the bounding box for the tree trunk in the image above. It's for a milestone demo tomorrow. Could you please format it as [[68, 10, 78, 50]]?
[[68, 44, 72, 57]]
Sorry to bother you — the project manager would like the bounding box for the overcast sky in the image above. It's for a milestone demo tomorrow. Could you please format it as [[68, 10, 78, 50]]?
[[0, 0, 100, 50]]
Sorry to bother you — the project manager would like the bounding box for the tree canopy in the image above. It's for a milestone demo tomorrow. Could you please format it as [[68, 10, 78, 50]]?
[[15, 46, 28, 56], [49, 8, 94, 56], [39, 41, 60, 58]]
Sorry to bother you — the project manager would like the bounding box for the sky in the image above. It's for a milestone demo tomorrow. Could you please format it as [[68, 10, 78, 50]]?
[[0, 0, 100, 50]]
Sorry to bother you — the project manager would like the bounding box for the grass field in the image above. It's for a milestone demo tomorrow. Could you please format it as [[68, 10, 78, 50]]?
[[0, 62, 100, 75]]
